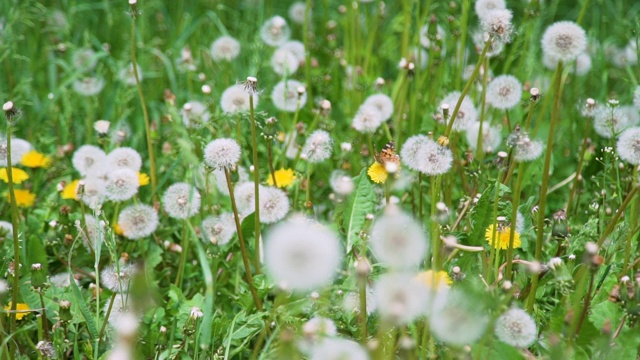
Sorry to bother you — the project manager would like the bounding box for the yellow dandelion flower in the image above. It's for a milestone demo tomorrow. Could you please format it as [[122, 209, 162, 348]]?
[[62, 180, 80, 200], [276, 131, 286, 142], [5, 189, 36, 207], [20, 150, 51, 168], [367, 162, 388, 184], [138, 172, 150, 186], [114, 224, 124, 236], [267, 168, 295, 188], [0, 168, 30, 184], [4, 302, 30, 320], [416, 270, 453, 290], [485, 224, 521, 250]]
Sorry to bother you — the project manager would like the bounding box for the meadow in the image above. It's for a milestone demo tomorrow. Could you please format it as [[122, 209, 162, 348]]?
[[1, 0, 640, 358]]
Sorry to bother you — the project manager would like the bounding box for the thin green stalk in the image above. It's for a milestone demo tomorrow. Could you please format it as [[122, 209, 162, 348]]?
[[487, 176, 502, 282], [304, 162, 313, 212], [131, 11, 158, 194], [595, 186, 638, 248], [358, 275, 368, 343], [444, 37, 493, 138], [506, 162, 525, 281], [266, 140, 278, 188], [455, 0, 471, 89], [248, 94, 262, 273], [527, 61, 564, 313], [174, 220, 189, 287], [476, 58, 489, 161], [566, 120, 591, 216], [623, 173, 640, 275], [224, 168, 263, 310], [303, 0, 312, 102], [430, 175, 442, 270], [98, 292, 117, 348]]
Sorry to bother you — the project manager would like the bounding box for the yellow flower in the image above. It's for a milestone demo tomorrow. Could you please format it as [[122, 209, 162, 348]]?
[[62, 180, 80, 200], [0, 168, 30, 184], [4, 303, 30, 320], [5, 189, 36, 207], [114, 224, 124, 236], [138, 172, 150, 186], [267, 168, 295, 188], [20, 150, 51, 168], [416, 270, 453, 290], [485, 224, 521, 250], [367, 162, 388, 184]]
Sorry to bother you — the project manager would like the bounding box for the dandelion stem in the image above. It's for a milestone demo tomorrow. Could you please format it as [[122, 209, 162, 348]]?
[[476, 58, 489, 161], [566, 120, 591, 216], [527, 61, 564, 313], [98, 292, 117, 348], [5, 129, 22, 340], [304, 162, 313, 212], [430, 175, 442, 270], [248, 94, 262, 273], [595, 186, 638, 248], [174, 220, 189, 287], [358, 275, 368, 343], [131, 13, 158, 195], [224, 168, 263, 311], [506, 162, 525, 281], [266, 140, 278, 188]]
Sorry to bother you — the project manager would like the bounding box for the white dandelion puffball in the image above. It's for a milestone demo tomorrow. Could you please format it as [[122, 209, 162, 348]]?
[[201, 213, 236, 245], [271, 47, 299, 75], [481, 9, 513, 43], [474, 0, 506, 21], [541, 21, 587, 62], [309, 338, 370, 360], [465, 122, 502, 153], [419, 24, 445, 50], [373, 273, 429, 325], [280, 40, 306, 64], [633, 86, 640, 110], [264, 216, 342, 291], [495, 308, 538, 348], [363, 93, 394, 122], [49, 272, 79, 288], [0, 137, 31, 167], [370, 207, 428, 269], [472, 30, 505, 58], [101, 262, 139, 293], [429, 289, 489, 346], [303, 317, 338, 339], [78, 176, 107, 210], [352, 104, 384, 133], [288, 2, 309, 24], [272, 79, 307, 112], [234, 182, 257, 217], [72, 145, 106, 176], [162, 183, 201, 219], [210, 35, 241, 62], [72, 47, 98, 73], [80, 214, 104, 251], [617, 127, 640, 165], [593, 107, 631, 138], [105, 294, 132, 326], [302, 130, 333, 163], [487, 75, 522, 109], [260, 15, 291, 46], [330, 171, 355, 196], [439, 91, 478, 132], [514, 138, 544, 162], [220, 84, 259, 113], [343, 287, 377, 315], [0, 221, 13, 239], [204, 138, 241, 169], [575, 52, 592, 76], [118, 62, 142, 86], [400, 135, 453, 175], [212, 166, 249, 196], [73, 76, 105, 96], [105, 168, 140, 202], [621, 106, 640, 127], [181, 100, 210, 128], [107, 147, 142, 172], [259, 186, 290, 224], [118, 204, 159, 240]]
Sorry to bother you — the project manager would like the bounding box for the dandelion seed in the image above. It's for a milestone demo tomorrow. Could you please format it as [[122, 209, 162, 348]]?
[[439, 91, 478, 131], [271, 47, 299, 75], [201, 213, 236, 245], [204, 138, 241, 169], [210, 35, 241, 62], [72, 145, 107, 176], [260, 16, 291, 46], [181, 100, 210, 128], [429, 289, 489, 346], [264, 216, 342, 291], [617, 127, 640, 165], [105, 168, 139, 202], [487, 75, 522, 109], [400, 135, 453, 175], [374, 273, 429, 325], [352, 104, 384, 133], [363, 94, 394, 122], [310, 338, 369, 360], [107, 147, 142, 172], [118, 204, 159, 240], [370, 206, 428, 269], [94, 120, 111, 135], [302, 130, 333, 163], [162, 183, 201, 219], [465, 122, 502, 153], [36, 341, 56, 359], [575, 52, 592, 76], [495, 308, 537, 348], [101, 261, 139, 293], [0, 136, 32, 167], [513, 138, 544, 162], [78, 177, 106, 210], [73, 76, 105, 96], [272, 79, 307, 112], [485, 223, 521, 250], [541, 21, 587, 62], [220, 84, 259, 113], [633, 86, 640, 110]]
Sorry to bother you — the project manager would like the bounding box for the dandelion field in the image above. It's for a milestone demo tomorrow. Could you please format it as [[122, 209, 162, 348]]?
[[2, 0, 640, 358]]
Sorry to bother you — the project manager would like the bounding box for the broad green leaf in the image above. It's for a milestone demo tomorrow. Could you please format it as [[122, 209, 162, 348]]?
[[69, 277, 99, 340], [343, 169, 376, 252]]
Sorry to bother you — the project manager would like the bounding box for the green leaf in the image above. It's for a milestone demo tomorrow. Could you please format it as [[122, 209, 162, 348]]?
[[69, 277, 99, 340], [241, 212, 256, 243], [343, 169, 376, 252]]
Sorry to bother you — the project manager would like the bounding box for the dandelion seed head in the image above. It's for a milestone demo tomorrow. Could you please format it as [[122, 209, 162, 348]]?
[[288, 2, 309, 24], [272, 79, 307, 112], [352, 104, 384, 133], [465, 122, 502, 153], [634, 86, 640, 110], [343, 287, 376, 314], [370, 207, 428, 269], [400, 135, 453, 175], [72, 145, 107, 176], [330, 171, 355, 196], [472, 30, 505, 58], [429, 289, 489, 346], [163, 183, 201, 219], [374, 273, 429, 325], [201, 213, 236, 245], [303, 317, 337, 339], [260, 16, 291, 46], [575, 52, 592, 76], [49, 272, 79, 288], [481, 9, 513, 43], [309, 338, 369, 360], [105, 168, 139, 202], [220, 84, 259, 113], [71, 47, 98, 73], [107, 147, 142, 172], [78, 176, 107, 210], [593, 107, 631, 138], [514, 138, 544, 162], [487, 75, 522, 109], [439, 91, 478, 131], [0, 221, 13, 239], [541, 21, 587, 62], [105, 293, 132, 326], [119, 62, 142, 86], [0, 137, 31, 167], [495, 308, 537, 348], [280, 40, 306, 64], [181, 100, 210, 128], [73, 76, 105, 96], [271, 48, 299, 75], [364, 94, 394, 122], [259, 186, 290, 224], [617, 127, 640, 165], [78, 214, 105, 251], [118, 204, 159, 240], [264, 216, 342, 291], [210, 35, 241, 62], [302, 130, 333, 163], [474, 0, 506, 21], [101, 262, 139, 293], [204, 138, 241, 169], [234, 182, 257, 217]]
